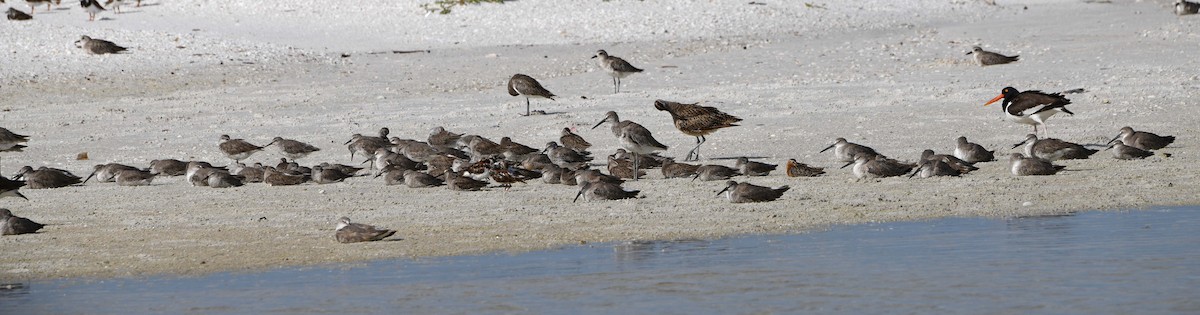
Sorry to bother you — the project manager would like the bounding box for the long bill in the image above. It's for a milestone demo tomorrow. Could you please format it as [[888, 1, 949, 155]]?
[[1010, 140, 1028, 149], [984, 94, 1005, 106], [591, 119, 607, 130], [819, 143, 836, 153], [1106, 135, 1121, 145], [715, 186, 732, 198]]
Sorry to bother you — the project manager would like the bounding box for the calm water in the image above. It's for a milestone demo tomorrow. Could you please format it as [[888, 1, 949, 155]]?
[[3, 207, 1199, 314]]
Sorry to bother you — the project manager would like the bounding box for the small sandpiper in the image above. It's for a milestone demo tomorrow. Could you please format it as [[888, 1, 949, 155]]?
[[820, 138, 880, 163], [573, 181, 639, 202], [1012, 134, 1097, 161], [593, 111, 669, 180], [1106, 143, 1154, 160], [967, 46, 1019, 66], [1009, 153, 1064, 176], [114, 169, 155, 186], [205, 171, 245, 188], [1108, 126, 1174, 151], [560, 127, 592, 155], [785, 159, 825, 177], [148, 159, 188, 176], [335, 217, 396, 243], [500, 137, 539, 162], [984, 87, 1075, 135], [427, 126, 463, 149], [402, 169, 444, 188], [592, 50, 644, 93], [1177, 0, 1200, 15], [311, 165, 351, 184], [83, 163, 140, 183], [14, 166, 82, 189], [607, 153, 646, 180], [654, 100, 741, 161], [661, 160, 701, 179], [185, 161, 225, 186], [909, 159, 961, 178], [80, 0, 104, 21], [345, 133, 388, 161], [717, 181, 789, 203], [236, 163, 265, 183], [574, 169, 624, 185], [1, 208, 43, 235], [953, 136, 996, 163], [0, 127, 29, 152], [543, 142, 592, 170], [735, 157, 776, 176], [844, 155, 915, 179], [444, 170, 488, 191], [919, 149, 978, 174], [691, 164, 741, 181], [271, 137, 321, 160], [507, 74, 556, 116], [262, 166, 308, 186], [219, 135, 272, 162]]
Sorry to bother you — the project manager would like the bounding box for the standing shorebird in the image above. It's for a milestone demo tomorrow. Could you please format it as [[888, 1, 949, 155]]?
[[76, 35, 126, 55], [820, 138, 880, 163], [967, 46, 1019, 66], [335, 217, 396, 243], [1, 208, 44, 235], [593, 111, 668, 181], [219, 135, 272, 162], [26, 0, 51, 14], [1009, 153, 1065, 176], [1178, 0, 1200, 15], [80, 0, 104, 21], [1106, 143, 1154, 160], [1012, 134, 1097, 161], [717, 181, 790, 203], [654, 100, 741, 161], [953, 136, 996, 163], [592, 50, 643, 93], [271, 137, 321, 160], [507, 74, 556, 116], [1108, 126, 1174, 151], [984, 87, 1075, 135]]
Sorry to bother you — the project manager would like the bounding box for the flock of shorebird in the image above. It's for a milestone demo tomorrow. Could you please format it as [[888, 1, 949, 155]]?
[[2, 3, 1192, 243]]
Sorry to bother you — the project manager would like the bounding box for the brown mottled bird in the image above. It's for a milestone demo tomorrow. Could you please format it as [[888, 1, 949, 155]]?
[[785, 159, 824, 177], [653, 99, 741, 161], [507, 74, 556, 116], [967, 46, 1019, 66], [335, 217, 396, 243], [661, 160, 700, 179], [559, 127, 592, 154], [219, 135, 272, 162]]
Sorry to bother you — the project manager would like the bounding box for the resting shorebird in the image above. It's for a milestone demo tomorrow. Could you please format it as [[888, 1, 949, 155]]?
[[507, 74, 556, 116], [1178, 0, 1200, 15], [953, 136, 995, 163], [967, 46, 1019, 66], [427, 126, 462, 149], [908, 159, 961, 178], [83, 163, 140, 183], [1012, 134, 1097, 161], [654, 100, 741, 161], [717, 181, 789, 203], [1, 208, 43, 235], [148, 159, 188, 176], [559, 127, 592, 154], [236, 163, 265, 183], [573, 181, 639, 202], [592, 50, 643, 93], [335, 217, 396, 243], [80, 0, 104, 21], [820, 138, 880, 163], [593, 111, 668, 181], [0, 176, 28, 200], [76, 35, 126, 55], [691, 164, 741, 181], [402, 169, 443, 188], [14, 166, 82, 189], [785, 159, 825, 177], [219, 135, 272, 162], [919, 149, 978, 174], [844, 155, 915, 179], [8, 8, 33, 20], [661, 160, 701, 179], [1008, 153, 1064, 176], [1108, 126, 1174, 151], [1107, 143, 1154, 160], [271, 137, 320, 160], [114, 169, 155, 186], [735, 157, 776, 176], [103, 0, 122, 13], [984, 87, 1075, 135]]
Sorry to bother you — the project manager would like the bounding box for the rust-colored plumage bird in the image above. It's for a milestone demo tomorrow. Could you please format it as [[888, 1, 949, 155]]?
[[785, 159, 824, 177], [654, 99, 741, 161]]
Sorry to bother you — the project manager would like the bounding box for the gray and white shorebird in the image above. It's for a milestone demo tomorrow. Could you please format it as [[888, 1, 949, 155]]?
[[271, 137, 321, 160], [445, 170, 488, 191], [1108, 126, 1174, 151], [984, 87, 1075, 135], [592, 50, 644, 93], [1012, 134, 1097, 161], [500, 137, 539, 162], [335, 217, 396, 243], [205, 171, 245, 188], [80, 0, 104, 21], [311, 165, 351, 184], [654, 100, 741, 161], [612, 148, 665, 169], [593, 111, 668, 181], [0, 176, 28, 200], [574, 168, 624, 185], [262, 166, 308, 186], [820, 138, 880, 163], [185, 161, 225, 186], [844, 155, 915, 179], [908, 159, 961, 178], [717, 181, 789, 203], [14, 166, 82, 189], [507, 74, 556, 116], [114, 169, 155, 186], [345, 133, 388, 161], [919, 149, 978, 174], [573, 181, 639, 202], [83, 163, 140, 183], [543, 141, 592, 170], [7, 8, 33, 20], [785, 159, 825, 177], [103, 0, 122, 13], [427, 126, 463, 149], [1106, 143, 1154, 160], [735, 157, 777, 177], [953, 136, 996, 163], [219, 135, 272, 162], [661, 160, 701, 179], [148, 159, 188, 176], [402, 169, 443, 188], [607, 153, 646, 180], [560, 127, 592, 154], [1009, 153, 1065, 176], [967, 46, 1019, 66], [1, 208, 43, 235], [0, 127, 28, 152], [691, 164, 742, 181], [25, 0, 51, 14], [540, 164, 563, 184], [235, 162, 265, 183], [76, 35, 126, 55], [1178, 0, 1200, 15]]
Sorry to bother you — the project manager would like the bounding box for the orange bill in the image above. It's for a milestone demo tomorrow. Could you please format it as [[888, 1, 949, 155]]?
[[984, 94, 1004, 106]]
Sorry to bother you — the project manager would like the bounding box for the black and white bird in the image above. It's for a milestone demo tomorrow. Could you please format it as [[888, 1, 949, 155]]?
[[984, 87, 1075, 135], [80, 0, 104, 21], [592, 50, 643, 93], [1177, 0, 1200, 15]]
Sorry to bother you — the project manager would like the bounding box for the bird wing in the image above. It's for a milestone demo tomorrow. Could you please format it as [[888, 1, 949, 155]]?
[[1008, 91, 1071, 116], [608, 56, 643, 72]]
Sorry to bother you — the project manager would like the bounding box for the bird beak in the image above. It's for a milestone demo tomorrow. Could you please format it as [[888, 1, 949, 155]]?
[[592, 119, 606, 130], [840, 161, 854, 169], [819, 143, 836, 153], [82, 171, 97, 184], [1104, 144, 1115, 151], [15, 191, 28, 200], [965, 51, 974, 55], [263, 140, 277, 147], [1010, 140, 1027, 149], [590, 55, 597, 59], [344, 139, 354, 145], [1106, 135, 1120, 145], [715, 186, 731, 198], [691, 173, 700, 182], [573, 188, 584, 203], [984, 94, 1004, 106]]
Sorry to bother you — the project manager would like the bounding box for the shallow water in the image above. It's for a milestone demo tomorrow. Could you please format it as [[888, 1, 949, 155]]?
[[4, 207, 1199, 314]]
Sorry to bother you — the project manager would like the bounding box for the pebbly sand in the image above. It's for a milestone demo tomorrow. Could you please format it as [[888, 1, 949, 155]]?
[[1, 0, 1199, 280]]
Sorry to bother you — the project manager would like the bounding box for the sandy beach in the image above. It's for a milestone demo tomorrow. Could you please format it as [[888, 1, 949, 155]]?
[[1, 0, 1198, 280]]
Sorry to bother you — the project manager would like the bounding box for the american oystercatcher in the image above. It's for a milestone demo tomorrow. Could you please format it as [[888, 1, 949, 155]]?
[[984, 87, 1076, 135]]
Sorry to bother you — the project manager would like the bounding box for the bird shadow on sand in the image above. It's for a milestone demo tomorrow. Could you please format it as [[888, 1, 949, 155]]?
[[707, 156, 770, 160], [381, 237, 405, 242]]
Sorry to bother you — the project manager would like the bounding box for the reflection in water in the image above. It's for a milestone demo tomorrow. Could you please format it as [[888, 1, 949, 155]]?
[[4, 207, 1200, 314]]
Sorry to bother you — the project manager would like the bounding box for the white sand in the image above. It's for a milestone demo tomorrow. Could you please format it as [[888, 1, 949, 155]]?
[[1, 0, 1198, 280]]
